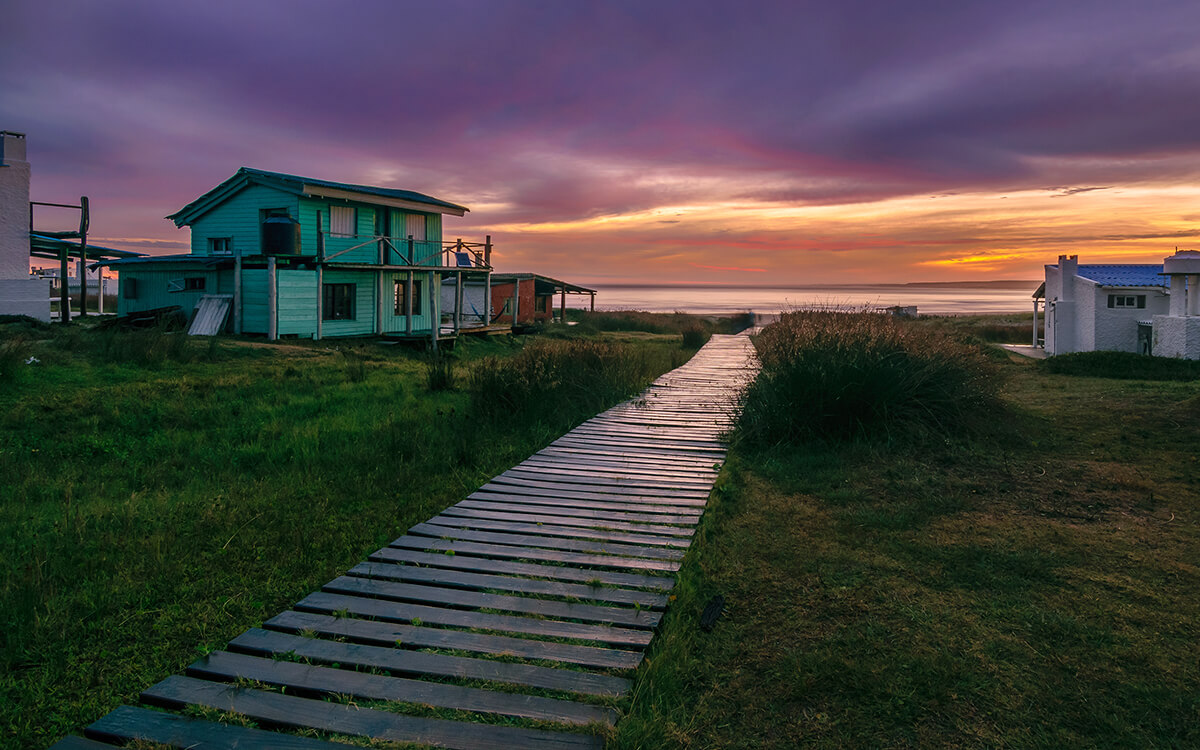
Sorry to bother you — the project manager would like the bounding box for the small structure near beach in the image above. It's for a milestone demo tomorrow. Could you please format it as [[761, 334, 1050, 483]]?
[[1034, 252, 1198, 358], [104, 168, 491, 342]]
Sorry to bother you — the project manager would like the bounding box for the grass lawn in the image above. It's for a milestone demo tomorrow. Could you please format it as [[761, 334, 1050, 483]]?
[[616, 344, 1199, 748], [0, 320, 694, 748]]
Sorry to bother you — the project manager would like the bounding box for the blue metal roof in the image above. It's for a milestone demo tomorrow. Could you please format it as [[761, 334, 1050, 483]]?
[[1075, 264, 1167, 287]]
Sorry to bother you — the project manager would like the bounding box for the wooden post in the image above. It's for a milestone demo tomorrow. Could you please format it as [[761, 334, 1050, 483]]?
[[407, 235, 415, 265], [405, 270, 413, 335], [267, 256, 277, 340], [428, 271, 437, 353], [315, 263, 323, 340], [97, 271, 104, 314], [376, 270, 384, 335], [454, 271, 463, 333], [1032, 299, 1038, 347], [58, 246, 69, 323], [483, 235, 492, 327], [559, 285, 566, 323], [234, 251, 243, 334], [77, 197, 89, 316], [511, 279, 520, 326], [316, 212, 324, 260], [590, 292, 595, 312]]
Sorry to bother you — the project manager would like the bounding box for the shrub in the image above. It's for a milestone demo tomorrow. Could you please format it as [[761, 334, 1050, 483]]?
[[736, 311, 1001, 445], [0, 335, 30, 384], [681, 324, 710, 348], [468, 338, 660, 419], [425, 353, 456, 391], [1040, 351, 1200, 381]]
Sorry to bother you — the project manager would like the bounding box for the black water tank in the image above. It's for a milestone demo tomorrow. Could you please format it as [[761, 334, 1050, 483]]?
[[261, 215, 301, 255]]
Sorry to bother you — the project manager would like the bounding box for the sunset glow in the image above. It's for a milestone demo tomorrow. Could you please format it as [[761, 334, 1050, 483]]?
[[5, 1, 1199, 285]]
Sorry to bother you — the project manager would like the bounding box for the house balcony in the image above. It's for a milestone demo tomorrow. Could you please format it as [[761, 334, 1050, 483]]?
[[316, 232, 492, 271]]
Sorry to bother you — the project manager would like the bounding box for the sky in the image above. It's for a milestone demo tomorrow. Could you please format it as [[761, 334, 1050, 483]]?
[[4, 0, 1200, 285]]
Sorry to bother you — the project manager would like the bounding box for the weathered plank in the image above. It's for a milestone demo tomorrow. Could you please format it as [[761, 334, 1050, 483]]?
[[426, 514, 692, 547], [142, 676, 603, 750], [407, 523, 686, 561], [391, 536, 682, 574], [482, 479, 708, 504], [248, 620, 636, 690], [296, 590, 655, 647], [189, 650, 618, 726], [369, 546, 677, 590], [498, 467, 714, 491], [348, 561, 670, 609], [322, 574, 661, 628], [86, 704, 353, 749], [457, 498, 700, 526], [469, 490, 706, 514], [441, 504, 695, 537]]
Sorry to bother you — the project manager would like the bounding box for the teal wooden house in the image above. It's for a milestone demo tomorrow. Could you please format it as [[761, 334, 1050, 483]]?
[[106, 168, 492, 340]]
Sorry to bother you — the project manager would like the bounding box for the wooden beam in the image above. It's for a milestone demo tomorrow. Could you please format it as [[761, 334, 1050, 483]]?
[[405, 270, 413, 335], [560, 285, 566, 323], [314, 263, 322, 340], [234, 251, 243, 334], [267, 256, 277, 340], [454, 271, 463, 334]]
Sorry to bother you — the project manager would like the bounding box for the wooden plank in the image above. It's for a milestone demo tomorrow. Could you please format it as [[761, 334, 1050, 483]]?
[[370, 546, 676, 591], [189, 650, 617, 726], [456, 498, 701, 526], [322, 575, 661, 629], [470, 489, 706, 513], [546, 440, 726, 461], [478, 480, 709, 504], [488, 474, 712, 499], [296, 590, 655, 648], [537, 446, 722, 469], [425, 515, 691, 547], [498, 467, 714, 491], [141, 676, 603, 750], [519, 456, 718, 481], [349, 561, 669, 609], [443, 504, 695, 537], [391, 536, 682, 574], [407, 523, 686, 561], [248, 620, 636, 690], [551, 435, 726, 457], [86, 704, 351, 749]]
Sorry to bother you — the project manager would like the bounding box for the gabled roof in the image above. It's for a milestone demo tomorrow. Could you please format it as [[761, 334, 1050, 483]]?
[[167, 167, 469, 226], [1074, 264, 1167, 288]]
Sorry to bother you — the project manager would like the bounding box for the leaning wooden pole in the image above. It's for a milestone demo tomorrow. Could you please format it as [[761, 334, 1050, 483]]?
[[77, 196, 89, 317]]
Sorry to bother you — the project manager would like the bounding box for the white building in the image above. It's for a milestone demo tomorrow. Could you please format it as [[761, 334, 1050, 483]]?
[[1035, 252, 1198, 359], [0, 131, 50, 321]]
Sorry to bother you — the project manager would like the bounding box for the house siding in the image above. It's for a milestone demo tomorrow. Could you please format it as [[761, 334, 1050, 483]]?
[[321, 268, 377, 337], [115, 265, 228, 319], [241, 269, 269, 333], [277, 269, 318, 337], [383, 271, 436, 333], [191, 185, 298, 256]]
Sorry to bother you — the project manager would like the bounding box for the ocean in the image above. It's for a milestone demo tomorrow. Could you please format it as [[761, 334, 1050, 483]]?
[[589, 282, 1038, 316]]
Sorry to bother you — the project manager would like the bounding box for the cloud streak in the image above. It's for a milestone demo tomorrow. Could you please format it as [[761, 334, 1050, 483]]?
[[4, 0, 1200, 282]]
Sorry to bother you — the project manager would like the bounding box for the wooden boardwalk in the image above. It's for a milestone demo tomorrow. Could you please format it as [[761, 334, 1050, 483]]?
[[52, 334, 759, 750]]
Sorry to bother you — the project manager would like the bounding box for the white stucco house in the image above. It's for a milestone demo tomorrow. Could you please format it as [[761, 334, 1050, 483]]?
[[1035, 252, 1200, 359]]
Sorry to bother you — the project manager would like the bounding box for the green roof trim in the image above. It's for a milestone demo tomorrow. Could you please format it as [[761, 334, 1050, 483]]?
[[167, 167, 469, 226]]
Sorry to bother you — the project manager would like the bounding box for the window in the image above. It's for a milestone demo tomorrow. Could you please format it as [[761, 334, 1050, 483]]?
[[1108, 294, 1146, 309], [538, 295, 552, 313], [394, 279, 423, 315], [405, 213, 426, 241], [323, 283, 356, 320], [330, 206, 356, 237], [184, 277, 206, 291], [209, 237, 232, 255]]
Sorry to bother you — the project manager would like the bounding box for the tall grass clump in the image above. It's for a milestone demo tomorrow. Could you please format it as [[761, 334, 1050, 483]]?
[[736, 311, 1000, 445], [468, 338, 662, 420], [425, 352, 456, 391]]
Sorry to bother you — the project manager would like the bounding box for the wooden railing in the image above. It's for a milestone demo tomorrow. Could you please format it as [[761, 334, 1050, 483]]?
[[317, 232, 492, 268]]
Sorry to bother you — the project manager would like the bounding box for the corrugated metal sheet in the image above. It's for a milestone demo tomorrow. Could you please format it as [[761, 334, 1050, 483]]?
[[187, 295, 232, 335]]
